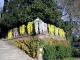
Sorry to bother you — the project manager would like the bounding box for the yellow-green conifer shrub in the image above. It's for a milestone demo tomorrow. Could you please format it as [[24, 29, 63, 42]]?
[[48, 24, 52, 34], [62, 29, 65, 38], [19, 24, 25, 35], [59, 28, 62, 37], [58, 28, 65, 37], [51, 25, 55, 35], [27, 22, 33, 34], [22, 24, 25, 35], [8, 29, 12, 39], [19, 25, 22, 35]]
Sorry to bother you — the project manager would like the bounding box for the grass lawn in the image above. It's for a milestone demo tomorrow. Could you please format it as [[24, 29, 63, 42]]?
[[64, 57, 76, 60]]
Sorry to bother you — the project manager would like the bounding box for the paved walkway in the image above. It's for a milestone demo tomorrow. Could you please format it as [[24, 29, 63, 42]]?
[[0, 40, 34, 60]]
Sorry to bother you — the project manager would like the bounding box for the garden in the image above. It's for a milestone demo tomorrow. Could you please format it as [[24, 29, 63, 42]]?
[[0, 0, 80, 60], [13, 36, 72, 60]]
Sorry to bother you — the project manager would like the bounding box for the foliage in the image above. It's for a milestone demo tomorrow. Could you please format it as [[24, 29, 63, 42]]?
[[2, 0, 62, 26], [64, 22, 72, 32], [72, 48, 80, 57], [27, 22, 33, 34], [44, 38, 68, 46], [13, 37, 48, 58], [63, 57, 75, 60], [0, 0, 71, 34], [43, 38, 72, 60], [0, 0, 74, 42], [56, 0, 80, 20], [13, 37, 72, 59], [43, 43, 72, 60], [39, 39, 49, 48], [66, 31, 79, 42], [8, 29, 12, 39], [25, 38, 39, 58], [55, 44, 72, 59], [43, 44, 56, 60], [13, 38, 37, 58], [56, 44, 66, 59], [56, 0, 80, 37], [65, 45, 72, 57], [19, 24, 25, 35]]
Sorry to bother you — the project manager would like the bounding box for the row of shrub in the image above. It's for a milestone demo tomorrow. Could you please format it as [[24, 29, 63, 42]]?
[[43, 44, 72, 60], [13, 36, 72, 60]]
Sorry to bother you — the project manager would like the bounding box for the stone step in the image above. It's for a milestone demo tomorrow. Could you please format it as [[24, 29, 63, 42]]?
[[0, 40, 33, 60]]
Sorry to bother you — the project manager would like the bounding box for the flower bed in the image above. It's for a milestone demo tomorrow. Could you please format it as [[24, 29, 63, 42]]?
[[13, 36, 72, 59]]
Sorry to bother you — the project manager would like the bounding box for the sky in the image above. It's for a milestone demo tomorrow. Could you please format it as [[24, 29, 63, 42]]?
[[56, 1, 70, 21], [0, 0, 4, 11]]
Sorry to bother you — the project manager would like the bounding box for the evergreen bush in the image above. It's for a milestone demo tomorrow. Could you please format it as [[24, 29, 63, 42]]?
[[43, 43, 72, 60], [43, 44, 56, 60], [72, 48, 80, 57]]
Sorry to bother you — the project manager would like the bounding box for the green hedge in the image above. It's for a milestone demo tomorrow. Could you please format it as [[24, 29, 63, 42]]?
[[43, 44, 72, 60], [43, 44, 56, 60]]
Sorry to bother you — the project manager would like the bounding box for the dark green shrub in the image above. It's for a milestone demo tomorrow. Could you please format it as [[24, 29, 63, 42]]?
[[56, 44, 72, 59], [43, 43, 72, 60], [39, 39, 49, 48], [65, 46, 72, 57], [56, 44, 66, 59], [72, 48, 80, 57], [43, 44, 56, 60]]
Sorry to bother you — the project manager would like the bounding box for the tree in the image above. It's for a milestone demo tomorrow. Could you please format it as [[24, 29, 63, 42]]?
[[55, 0, 80, 37], [2, 0, 65, 28], [0, 0, 73, 40]]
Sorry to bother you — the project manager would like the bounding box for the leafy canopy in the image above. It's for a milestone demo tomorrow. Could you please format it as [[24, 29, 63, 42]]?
[[2, 0, 63, 28]]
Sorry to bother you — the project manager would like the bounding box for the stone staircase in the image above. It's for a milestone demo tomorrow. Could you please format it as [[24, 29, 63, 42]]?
[[0, 34, 66, 60], [0, 40, 34, 60]]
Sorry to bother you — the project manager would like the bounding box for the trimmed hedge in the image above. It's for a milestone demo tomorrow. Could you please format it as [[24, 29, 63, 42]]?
[[43, 44, 72, 60], [43, 44, 56, 60]]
